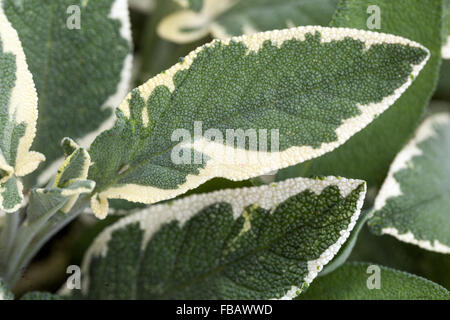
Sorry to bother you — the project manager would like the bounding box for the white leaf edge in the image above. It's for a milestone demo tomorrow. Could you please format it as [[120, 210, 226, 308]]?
[[373, 112, 450, 254], [91, 25, 429, 218], [82, 176, 366, 300]]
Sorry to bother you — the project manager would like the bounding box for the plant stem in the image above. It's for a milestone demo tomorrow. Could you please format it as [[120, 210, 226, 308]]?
[[0, 212, 19, 276], [4, 197, 90, 287]]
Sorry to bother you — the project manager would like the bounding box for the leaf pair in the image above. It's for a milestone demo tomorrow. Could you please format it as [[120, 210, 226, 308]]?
[[0, 0, 132, 212]]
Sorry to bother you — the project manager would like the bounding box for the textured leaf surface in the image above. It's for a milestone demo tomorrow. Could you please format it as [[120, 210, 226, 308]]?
[[300, 262, 450, 300], [320, 209, 369, 276], [25, 139, 94, 226], [2, 0, 132, 181], [158, 0, 338, 43], [369, 113, 450, 254], [88, 26, 428, 218], [0, 8, 45, 212], [52, 138, 93, 213], [82, 177, 366, 299], [277, 0, 442, 188]]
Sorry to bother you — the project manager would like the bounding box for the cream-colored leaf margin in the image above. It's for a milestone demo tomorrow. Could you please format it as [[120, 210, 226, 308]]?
[[0, 9, 45, 176], [83, 176, 366, 299], [0, 9, 45, 212], [37, 0, 133, 186], [90, 26, 428, 218], [158, 0, 236, 43], [373, 113, 450, 254]]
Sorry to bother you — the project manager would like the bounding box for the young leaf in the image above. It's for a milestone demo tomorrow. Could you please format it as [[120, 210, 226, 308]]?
[[53, 138, 92, 213], [277, 0, 443, 188], [88, 26, 428, 218], [158, 0, 338, 43], [369, 113, 450, 254], [2, 0, 132, 182], [23, 139, 94, 227], [299, 262, 450, 300], [81, 176, 366, 299], [0, 279, 13, 300], [0, 8, 45, 212]]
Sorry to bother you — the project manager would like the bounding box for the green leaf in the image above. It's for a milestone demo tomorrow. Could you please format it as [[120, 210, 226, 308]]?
[[368, 113, 450, 254], [88, 26, 428, 218], [0, 8, 45, 212], [348, 224, 450, 290], [10, 139, 95, 267], [299, 262, 450, 300], [81, 176, 366, 299], [277, 0, 443, 188], [0, 279, 13, 300], [158, 0, 338, 43], [2, 0, 132, 181], [26, 138, 94, 223], [53, 138, 93, 213]]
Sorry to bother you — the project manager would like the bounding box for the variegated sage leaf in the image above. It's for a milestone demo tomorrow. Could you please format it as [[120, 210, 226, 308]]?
[[88, 26, 428, 218], [0, 9, 45, 212], [81, 177, 366, 299], [277, 0, 443, 188], [52, 138, 93, 213], [2, 0, 132, 183], [300, 262, 450, 300], [26, 138, 94, 223], [369, 113, 450, 254], [158, 0, 338, 44]]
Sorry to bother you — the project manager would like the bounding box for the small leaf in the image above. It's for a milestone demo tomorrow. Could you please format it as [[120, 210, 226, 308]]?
[[158, 0, 338, 43], [2, 0, 133, 181], [26, 138, 94, 223], [81, 176, 366, 299], [53, 138, 92, 213], [369, 113, 450, 254], [0, 8, 45, 212], [299, 262, 450, 300], [88, 26, 428, 218]]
